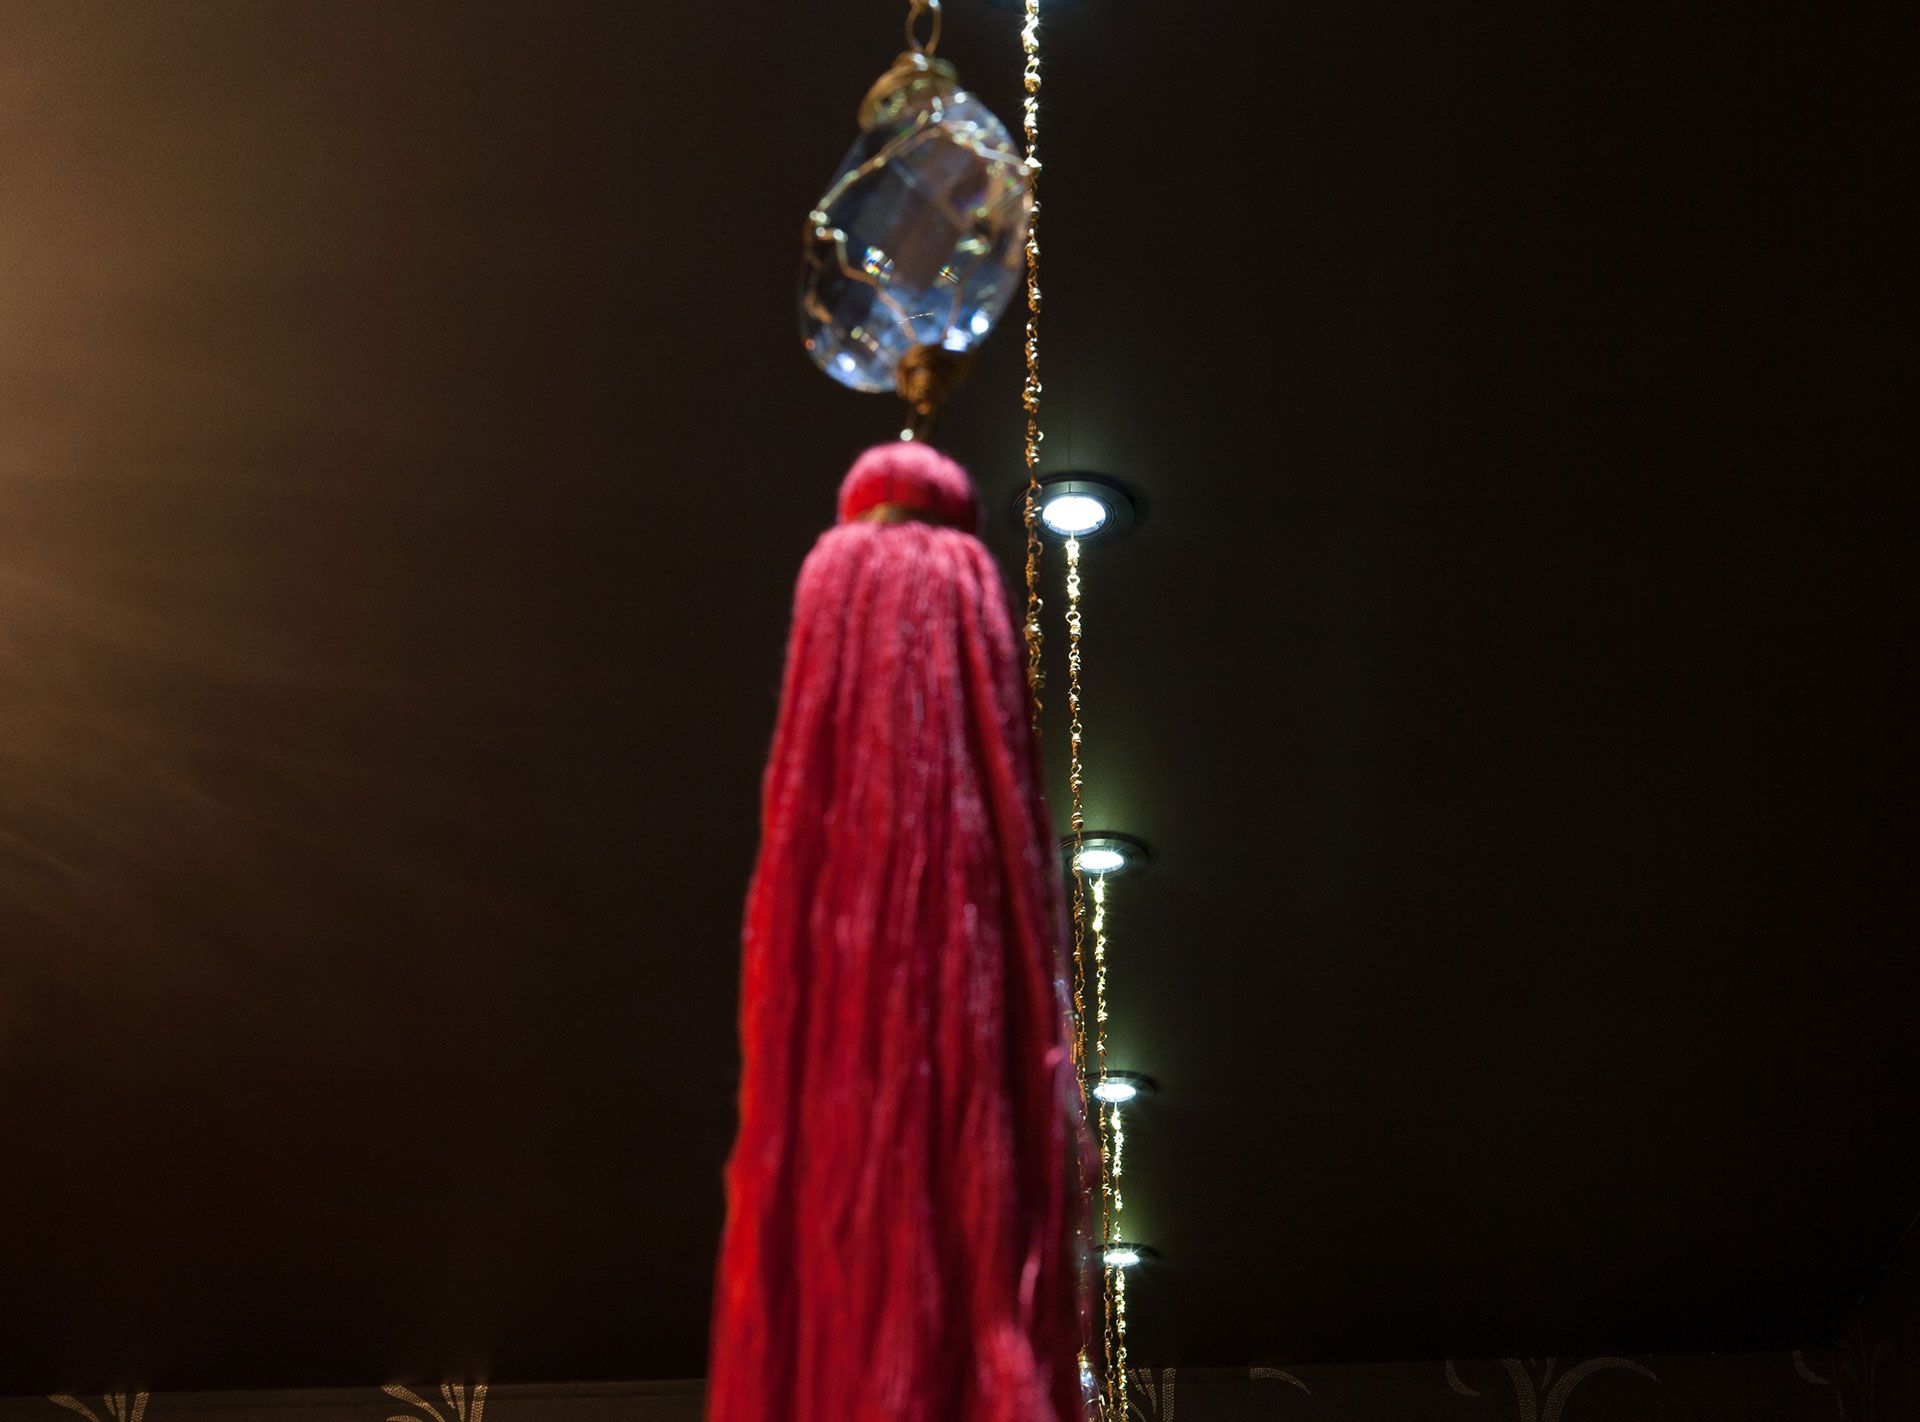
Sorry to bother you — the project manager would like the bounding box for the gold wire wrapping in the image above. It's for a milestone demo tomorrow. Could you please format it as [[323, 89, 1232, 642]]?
[[1065, 533, 1113, 1415], [1093, 874, 1128, 1420], [1092, 874, 1118, 1414], [1019, 0, 1045, 733], [1065, 535, 1089, 1078]]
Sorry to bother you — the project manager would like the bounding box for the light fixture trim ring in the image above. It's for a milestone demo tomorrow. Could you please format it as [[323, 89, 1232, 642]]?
[[1091, 1069, 1159, 1105], [1021, 472, 1141, 545], [1064, 830, 1151, 877]]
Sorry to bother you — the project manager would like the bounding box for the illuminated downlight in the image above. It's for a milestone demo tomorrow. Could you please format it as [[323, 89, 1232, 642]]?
[[1040, 492, 1110, 538], [1091, 1075, 1144, 1105], [1068, 832, 1148, 878], [1020, 473, 1139, 545]]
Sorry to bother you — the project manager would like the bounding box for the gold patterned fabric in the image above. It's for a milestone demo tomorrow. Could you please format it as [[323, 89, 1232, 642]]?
[[0, 1354, 1849, 1422]]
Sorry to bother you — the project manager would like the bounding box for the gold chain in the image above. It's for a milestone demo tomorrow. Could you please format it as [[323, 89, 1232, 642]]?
[[1065, 535, 1088, 1078], [1013, 10, 1124, 1414], [1019, 0, 1045, 734], [1065, 532, 1113, 1416], [1093, 874, 1125, 1418]]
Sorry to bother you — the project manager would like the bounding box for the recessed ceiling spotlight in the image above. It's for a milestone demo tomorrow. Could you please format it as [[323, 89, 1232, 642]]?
[[1102, 1243, 1153, 1269], [1091, 1071, 1156, 1105], [1066, 831, 1149, 877], [1020, 473, 1139, 545]]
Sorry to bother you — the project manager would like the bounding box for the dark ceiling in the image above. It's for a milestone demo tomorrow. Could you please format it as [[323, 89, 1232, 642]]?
[[2, 0, 1916, 1395]]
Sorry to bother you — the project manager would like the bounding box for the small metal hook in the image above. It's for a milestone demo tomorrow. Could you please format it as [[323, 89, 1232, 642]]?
[[905, 0, 941, 57]]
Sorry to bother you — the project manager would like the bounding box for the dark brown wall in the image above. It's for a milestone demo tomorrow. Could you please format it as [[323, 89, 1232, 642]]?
[[1835, 1219, 1920, 1420], [0, 0, 773, 1386], [5, 0, 1915, 1395]]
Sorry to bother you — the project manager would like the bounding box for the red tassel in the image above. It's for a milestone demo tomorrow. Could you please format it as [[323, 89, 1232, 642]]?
[[709, 442, 1092, 1421]]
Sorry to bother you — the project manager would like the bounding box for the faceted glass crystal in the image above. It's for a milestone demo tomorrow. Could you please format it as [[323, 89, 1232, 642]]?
[[800, 84, 1031, 393]]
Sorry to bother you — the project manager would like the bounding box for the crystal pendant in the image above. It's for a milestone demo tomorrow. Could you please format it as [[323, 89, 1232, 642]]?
[[800, 55, 1032, 394]]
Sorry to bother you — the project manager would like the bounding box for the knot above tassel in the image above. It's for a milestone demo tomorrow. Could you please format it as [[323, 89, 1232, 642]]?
[[837, 441, 980, 532]]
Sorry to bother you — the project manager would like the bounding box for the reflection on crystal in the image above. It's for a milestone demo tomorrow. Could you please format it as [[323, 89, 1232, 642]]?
[[800, 84, 1031, 394]]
